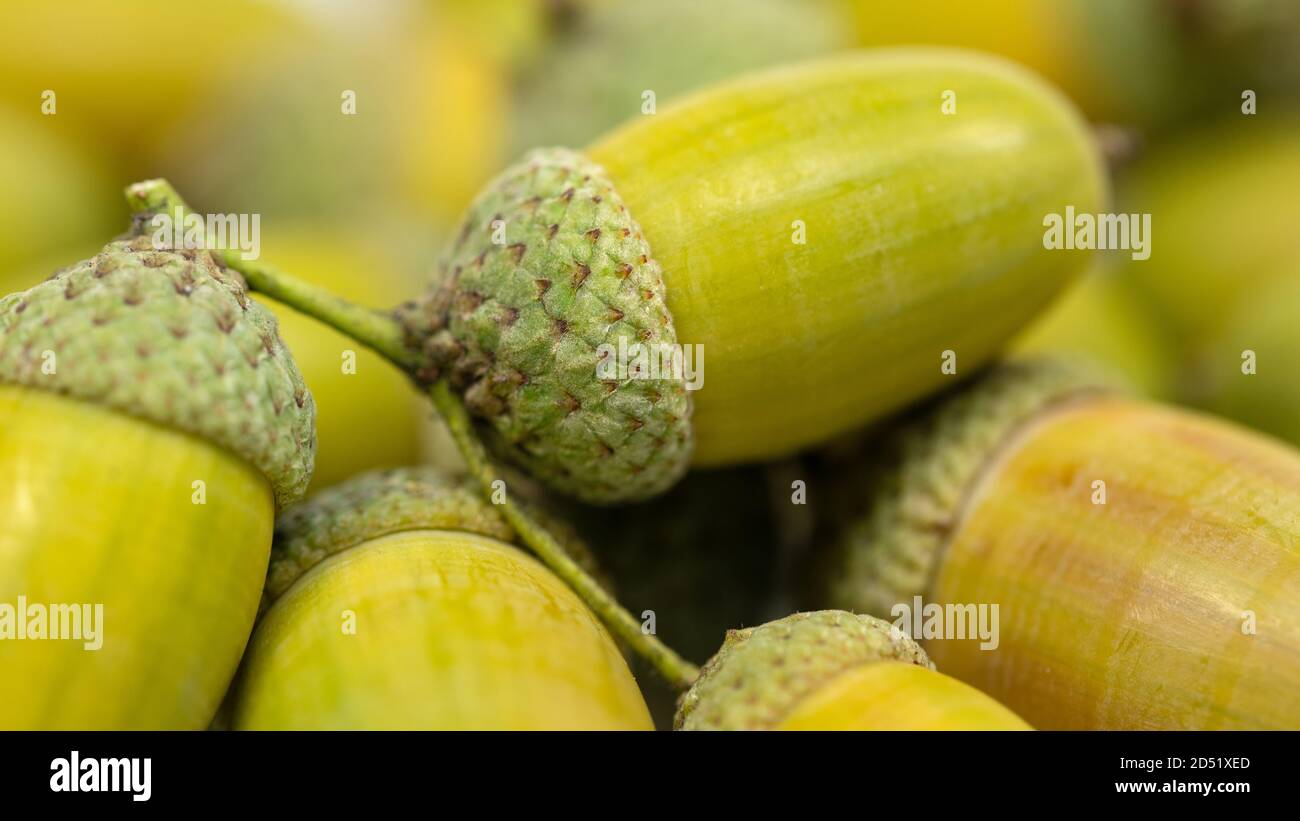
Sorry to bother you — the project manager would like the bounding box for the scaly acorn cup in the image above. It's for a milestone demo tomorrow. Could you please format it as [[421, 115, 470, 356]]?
[[818, 360, 1300, 729], [231, 467, 652, 730], [676, 611, 1029, 730], [402, 49, 1106, 504], [0, 231, 315, 729]]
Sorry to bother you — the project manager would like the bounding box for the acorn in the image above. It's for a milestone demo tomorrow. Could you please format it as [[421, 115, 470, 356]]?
[[510, 0, 848, 153], [156, 7, 506, 229], [1010, 262, 1177, 399], [0, 232, 315, 729], [402, 49, 1106, 504], [1201, 274, 1300, 447], [0, 0, 306, 150], [817, 360, 1300, 729], [676, 611, 1029, 730], [252, 231, 430, 493], [0, 103, 116, 293], [846, 0, 1300, 127], [1117, 116, 1300, 445], [231, 467, 652, 730]]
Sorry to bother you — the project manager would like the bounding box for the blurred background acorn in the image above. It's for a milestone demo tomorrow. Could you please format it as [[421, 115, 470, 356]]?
[[509, 0, 851, 153]]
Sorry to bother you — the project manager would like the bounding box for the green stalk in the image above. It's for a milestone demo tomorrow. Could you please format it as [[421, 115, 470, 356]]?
[[124, 179, 701, 690]]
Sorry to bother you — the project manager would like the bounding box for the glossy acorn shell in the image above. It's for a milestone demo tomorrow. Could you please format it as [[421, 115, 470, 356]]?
[[779, 661, 1030, 731], [588, 48, 1105, 467], [929, 396, 1300, 729], [0, 387, 272, 729], [232, 528, 653, 730]]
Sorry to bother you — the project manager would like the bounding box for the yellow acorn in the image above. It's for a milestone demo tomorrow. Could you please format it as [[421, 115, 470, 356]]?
[[819, 361, 1300, 729], [230, 467, 652, 730], [253, 231, 429, 493], [1011, 262, 1177, 399], [0, 0, 305, 151], [676, 611, 1029, 730], [0, 229, 315, 729], [0, 104, 116, 293], [155, 8, 506, 229], [845, 0, 1300, 127], [403, 49, 1105, 503]]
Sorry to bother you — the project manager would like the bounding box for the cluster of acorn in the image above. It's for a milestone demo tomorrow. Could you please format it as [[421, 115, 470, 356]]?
[[2, 46, 1298, 731]]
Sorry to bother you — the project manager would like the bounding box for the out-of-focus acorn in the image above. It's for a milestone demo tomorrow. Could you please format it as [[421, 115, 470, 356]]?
[[0, 0, 306, 152], [1121, 116, 1300, 344], [252, 231, 429, 493], [0, 105, 116, 293], [510, 0, 849, 152], [1011, 263, 1177, 399], [156, 9, 506, 230], [1200, 275, 1300, 447], [846, 0, 1300, 127]]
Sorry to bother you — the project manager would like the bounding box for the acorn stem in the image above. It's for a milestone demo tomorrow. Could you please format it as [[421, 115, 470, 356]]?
[[229, 257, 416, 369], [428, 380, 701, 689], [123, 178, 701, 690]]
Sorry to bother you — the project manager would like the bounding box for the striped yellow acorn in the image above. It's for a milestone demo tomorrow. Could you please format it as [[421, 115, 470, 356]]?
[[404, 49, 1106, 504], [231, 467, 652, 730], [819, 361, 1300, 730], [0, 230, 315, 729], [676, 611, 1029, 730]]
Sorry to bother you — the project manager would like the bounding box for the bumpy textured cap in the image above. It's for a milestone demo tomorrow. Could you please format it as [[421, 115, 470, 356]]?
[[266, 465, 600, 607], [675, 610, 931, 731], [826, 359, 1118, 619], [401, 147, 692, 505], [0, 234, 315, 507]]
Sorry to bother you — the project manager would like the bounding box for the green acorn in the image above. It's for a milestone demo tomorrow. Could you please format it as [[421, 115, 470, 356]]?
[[232, 466, 651, 730], [677, 611, 1029, 730], [0, 227, 314, 728], [402, 49, 1106, 504], [510, 0, 848, 153]]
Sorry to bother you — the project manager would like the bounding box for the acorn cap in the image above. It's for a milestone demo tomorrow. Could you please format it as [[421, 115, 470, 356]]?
[[265, 465, 601, 608], [401, 147, 692, 505], [675, 610, 931, 730], [825, 359, 1118, 619], [0, 234, 314, 508]]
